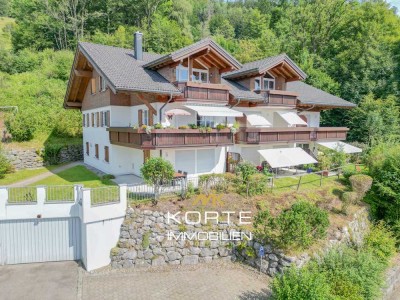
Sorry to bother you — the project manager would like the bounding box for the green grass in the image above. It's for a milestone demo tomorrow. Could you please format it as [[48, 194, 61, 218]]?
[[32, 165, 116, 187], [2, 134, 82, 151], [0, 17, 14, 51], [272, 173, 339, 192], [0, 165, 60, 186]]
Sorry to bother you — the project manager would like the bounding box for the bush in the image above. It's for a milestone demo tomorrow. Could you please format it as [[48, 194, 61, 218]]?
[[254, 202, 329, 250], [43, 144, 63, 165], [349, 174, 373, 197], [5, 113, 35, 141], [364, 222, 396, 263], [342, 191, 359, 204], [271, 265, 331, 300], [0, 150, 13, 179], [320, 247, 387, 300], [235, 161, 257, 197], [275, 202, 329, 249], [199, 173, 223, 195]]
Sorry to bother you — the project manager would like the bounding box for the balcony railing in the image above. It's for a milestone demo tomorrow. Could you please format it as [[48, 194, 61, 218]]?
[[175, 81, 230, 103], [107, 127, 234, 149], [254, 90, 298, 107], [236, 127, 349, 144]]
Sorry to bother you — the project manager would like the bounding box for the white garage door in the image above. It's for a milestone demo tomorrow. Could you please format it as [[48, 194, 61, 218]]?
[[0, 217, 81, 265]]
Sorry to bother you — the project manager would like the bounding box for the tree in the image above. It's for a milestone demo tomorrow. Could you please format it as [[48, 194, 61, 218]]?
[[140, 157, 174, 204], [0, 0, 9, 16]]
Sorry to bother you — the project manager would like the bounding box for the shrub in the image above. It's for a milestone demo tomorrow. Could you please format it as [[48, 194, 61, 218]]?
[[5, 113, 35, 141], [275, 202, 329, 249], [320, 247, 387, 300], [102, 174, 115, 180], [153, 123, 162, 129], [235, 161, 257, 197], [216, 123, 226, 130], [188, 123, 197, 129], [0, 149, 13, 179], [342, 191, 359, 204], [43, 144, 63, 164], [271, 264, 331, 300], [247, 173, 268, 196], [364, 222, 396, 263], [199, 173, 223, 195], [254, 202, 329, 250], [349, 174, 373, 197]]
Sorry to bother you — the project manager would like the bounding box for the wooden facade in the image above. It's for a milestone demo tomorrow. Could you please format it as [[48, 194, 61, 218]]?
[[236, 127, 349, 144], [254, 90, 298, 107], [175, 82, 230, 103], [107, 128, 234, 149]]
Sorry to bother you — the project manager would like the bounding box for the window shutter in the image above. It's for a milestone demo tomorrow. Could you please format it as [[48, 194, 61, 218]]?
[[86, 142, 89, 155], [138, 109, 143, 126], [104, 146, 109, 162], [100, 112, 104, 127], [96, 112, 100, 127], [82, 114, 85, 127], [91, 78, 96, 94], [106, 111, 110, 127], [86, 114, 89, 126], [95, 144, 99, 159], [91, 113, 94, 127]]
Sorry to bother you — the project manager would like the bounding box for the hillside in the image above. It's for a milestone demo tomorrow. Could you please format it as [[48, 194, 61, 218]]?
[[0, 17, 13, 50]]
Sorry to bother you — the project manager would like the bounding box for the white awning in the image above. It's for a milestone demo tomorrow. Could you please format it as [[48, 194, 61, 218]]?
[[246, 114, 272, 127], [277, 111, 308, 126], [258, 147, 317, 168], [317, 141, 362, 154], [184, 105, 243, 117]]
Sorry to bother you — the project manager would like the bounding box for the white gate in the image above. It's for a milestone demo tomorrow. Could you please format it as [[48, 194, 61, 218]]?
[[0, 217, 81, 265]]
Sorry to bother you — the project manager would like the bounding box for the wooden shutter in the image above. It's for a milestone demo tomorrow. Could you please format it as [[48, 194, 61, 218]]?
[[86, 142, 89, 155], [86, 114, 89, 126], [106, 111, 110, 127], [91, 78, 96, 94], [104, 146, 109, 162], [82, 114, 85, 127], [138, 109, 143, 126], [96, 112, 100, 127], [91, 113, 94, 127], [100, 112, 104, 127], [95, 144, 99, 159]]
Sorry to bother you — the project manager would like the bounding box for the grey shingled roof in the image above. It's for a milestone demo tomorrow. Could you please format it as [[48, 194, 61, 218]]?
[[78, 42, 181, 94], [143, 38, 242, 69], [287, 81, 356, 108], [221, 78, 264, 101], [223, 53, 307, 80]]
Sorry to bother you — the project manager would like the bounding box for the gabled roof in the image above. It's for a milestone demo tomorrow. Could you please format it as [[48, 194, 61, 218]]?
[[223, 53, 307, 80], [287, 81, 356, 108], [143, 38, 242, 70], [221, 78, 263, 101], [78, 42, 181, 94]]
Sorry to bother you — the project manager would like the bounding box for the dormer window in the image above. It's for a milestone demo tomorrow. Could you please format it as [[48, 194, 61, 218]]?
[[254, 76, 275, 91], [192, 69, 208, 83], [99, 76, 106, 92], [175, 65, 208, 83]]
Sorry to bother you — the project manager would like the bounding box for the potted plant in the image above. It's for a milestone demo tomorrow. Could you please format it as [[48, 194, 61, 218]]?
[[319, 154, 331, 176]]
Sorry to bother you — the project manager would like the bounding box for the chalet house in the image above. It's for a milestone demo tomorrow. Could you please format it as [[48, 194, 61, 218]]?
[[64, 33, 359, 177]]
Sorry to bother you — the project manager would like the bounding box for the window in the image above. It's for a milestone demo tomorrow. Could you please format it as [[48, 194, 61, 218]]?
[[99, 76, 106, 92], [86, 142, 89, 155], [104, 146, 109, 162], [192, 70, 208, 83], [86, 114, 89, 127], [255, 79, 261, 90], [95, 144, 99, 159], [91, 78, 96, 94], [100, 112, 104, 127], [176, 65, 189, 81], [142, 110, 149, 126], [197, 115, 215, 128], [263, 78, 275, 90], [82, 114, 85, 127], [105, 110, 110, 127], [91, 113, 95, 127]]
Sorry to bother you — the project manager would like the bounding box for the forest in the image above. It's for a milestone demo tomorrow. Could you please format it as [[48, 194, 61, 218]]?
[[0, 0, 399, 146]]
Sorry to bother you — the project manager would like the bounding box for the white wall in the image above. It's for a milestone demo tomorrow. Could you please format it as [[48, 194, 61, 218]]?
[[299, 111, 320, 127], [0, 185, 127, 272]]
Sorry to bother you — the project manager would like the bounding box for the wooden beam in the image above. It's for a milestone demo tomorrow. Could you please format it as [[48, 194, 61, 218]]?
[[206, 52, 227, 69], [69, 76, 82, 101], [194, 58, 210, 69], [134, 93, 157, 116], [219, 66, 233, 74], [66, 101, 82, 107], [190, 48, 210, 60], [74, 69, 92, 78], [197, 56, 213, 68]]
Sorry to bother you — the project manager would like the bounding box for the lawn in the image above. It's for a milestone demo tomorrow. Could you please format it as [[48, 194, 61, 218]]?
[[0, 165, 60, 186], [32, 165, 116, 187]]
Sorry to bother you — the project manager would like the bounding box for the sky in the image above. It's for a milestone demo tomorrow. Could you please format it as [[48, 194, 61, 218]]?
[[389, 0, 400, 13]]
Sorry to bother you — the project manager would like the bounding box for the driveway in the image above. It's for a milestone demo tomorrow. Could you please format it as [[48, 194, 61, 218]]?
[[0, 261, 270, 300], [0, 261, 79, 300]]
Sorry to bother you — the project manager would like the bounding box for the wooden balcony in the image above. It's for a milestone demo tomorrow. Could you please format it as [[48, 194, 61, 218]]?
[[254, 90, 298, 107], [175, 81, 230, 103], [236, 127, 349, 144], [107, 127, 234, 149]]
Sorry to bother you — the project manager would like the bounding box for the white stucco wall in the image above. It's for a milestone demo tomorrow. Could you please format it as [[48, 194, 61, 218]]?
[[299, 111, 321, 127]]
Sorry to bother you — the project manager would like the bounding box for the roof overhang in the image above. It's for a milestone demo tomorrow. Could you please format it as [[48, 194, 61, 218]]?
[[143, 39, 242, 71]]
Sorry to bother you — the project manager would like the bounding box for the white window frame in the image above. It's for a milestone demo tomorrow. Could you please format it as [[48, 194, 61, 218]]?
[[175, 65, 208, 83], [254, 78, 261, 90], [263, 78, 275, 90], [191, 68, 208, 83]]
